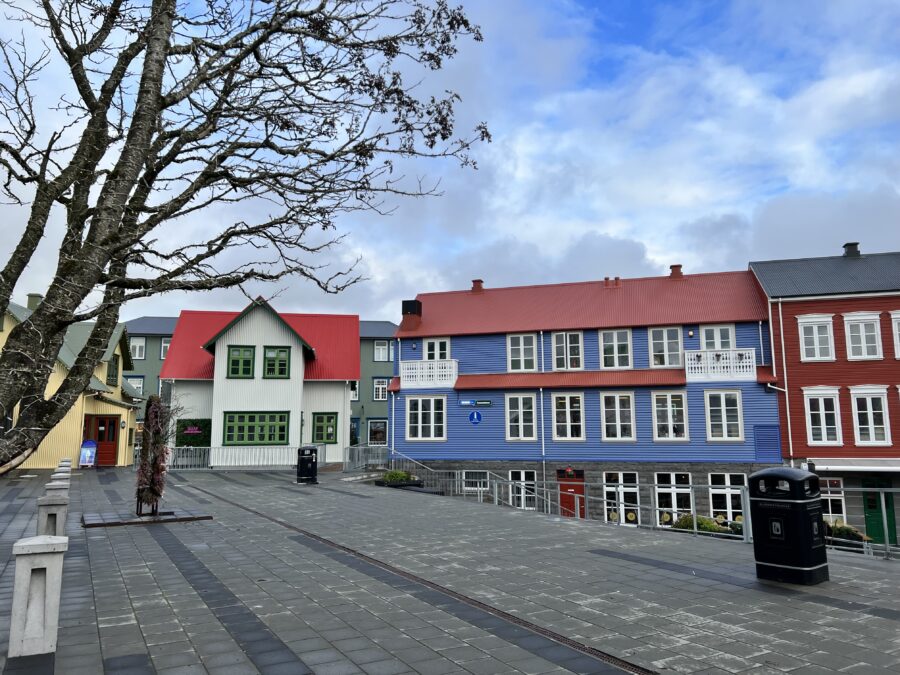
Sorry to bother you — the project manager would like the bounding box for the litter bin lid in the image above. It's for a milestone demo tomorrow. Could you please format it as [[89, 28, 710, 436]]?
[[749, 467, 820, 500]]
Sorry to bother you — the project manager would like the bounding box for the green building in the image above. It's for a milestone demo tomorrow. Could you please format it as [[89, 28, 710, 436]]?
[[123, 316, 178, 419], [351, 321, 398, 447]]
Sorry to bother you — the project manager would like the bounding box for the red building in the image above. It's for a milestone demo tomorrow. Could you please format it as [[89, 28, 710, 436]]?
[[750, 242, 900, 545]]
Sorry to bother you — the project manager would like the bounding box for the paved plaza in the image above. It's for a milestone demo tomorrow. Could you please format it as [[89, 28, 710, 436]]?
[[1, 468, 899, 674]]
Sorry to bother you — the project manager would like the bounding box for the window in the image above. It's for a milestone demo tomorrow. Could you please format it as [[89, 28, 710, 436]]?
[[224, 412, 289, 445], [129, 336, 146, 360], [312, 412, 338, 444], [803, 387, 842, 445], [160, 337, 171, 360], [709, 473, 746, 524], [850, 386, 891, 445], [507, 334, 537, 372], [373, 378, 388, 401], [374, 340, 390, 362], [106, 354, 120, 386], [407, 396, 445, 440], [603, 472, 640, 525], [350, 381, 358, 401], [652, 392, 688, 440], [506, 394, 536, 441], [367, 419, 388, 446], [552, 332, 583, 370], [650, 327, 682, 367], [601, 392, 635, 441], [705, 391, 743, 441], [844, 312, 883, 360], [509, 470, 537, 510], [424, 338, 450, 360], [461, 470, 488, 493], [263, 346, 290, 378], [600, 329, 631, 369], [552, 393, 584, 440], [700, 325, 734, 350], [655, 472, 693, 527], [227, 346, 255, 378], [125, 376, 144, 395], [892, 310, 900, 359], [796, 314, 834, 361], [821, 478, 846, 525]]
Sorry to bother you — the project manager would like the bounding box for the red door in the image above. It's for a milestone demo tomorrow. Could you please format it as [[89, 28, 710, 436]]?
[[85, 416, 119, 466], [557, 468, 586, 518]]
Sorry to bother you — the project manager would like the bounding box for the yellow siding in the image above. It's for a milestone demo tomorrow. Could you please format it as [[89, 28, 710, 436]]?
[[1, 311, 137, 469]]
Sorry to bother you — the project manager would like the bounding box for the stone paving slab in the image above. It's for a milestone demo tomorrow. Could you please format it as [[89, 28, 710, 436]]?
[[1, 469, 899, 674]]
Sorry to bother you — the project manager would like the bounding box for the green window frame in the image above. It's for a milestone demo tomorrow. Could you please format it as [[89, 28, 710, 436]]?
[[223, 411, 290, 446], [227, 345, 255, 378], [263, 346, 291, 379], [312, 412, 338, 444]]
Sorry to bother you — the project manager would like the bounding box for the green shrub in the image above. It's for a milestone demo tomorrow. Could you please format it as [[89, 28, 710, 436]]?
[[826, 521, 868, 542], [382, 470, 411, 484], [728, 520, 743, 536], [671, 514, 731, 534]]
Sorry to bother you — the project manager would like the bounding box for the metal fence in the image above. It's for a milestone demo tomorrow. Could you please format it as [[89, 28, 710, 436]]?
[[343, 444, 390, 472], [133, 445, 324, 470]]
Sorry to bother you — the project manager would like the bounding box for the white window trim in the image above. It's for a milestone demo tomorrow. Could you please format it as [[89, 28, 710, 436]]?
[[160, 337, 171, 360], [704, 390, 744, 442], [350, 381, 359, 402], [801, 386, 843, 446], [654, 472, 694, 527], [890, 310, 900, 360], [509, 470, 537, 510], [651, 390, 690, 442], [699, 324, 735, 350], [708, 473, 746, 523], [405, 395, 447, 442], [849, 385, 891, 446], [505, 393, 537, 441], [423, 337, 451, 361], [648, 326, 683, 369], [373, 378, 389, 402], [796, 314, 835, 362], [551, 392, 585, 441], [599, 328, 633, 370], [821, 478, 847, 525], [125, 375, 144, 395], [374, 340, 390, 362], [506, 333, 538, 373], [600, 391, 636, 442], [129, 336, 146, 360], [460, 470, 489, 493], [843, 311, 883, 361], [552, 331, 584, 371], [603, 472, 641, 526]]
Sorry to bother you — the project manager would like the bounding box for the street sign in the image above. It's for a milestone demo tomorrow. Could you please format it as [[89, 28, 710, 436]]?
[[468, 411, 483, 425], [460, 400, 492, 407]]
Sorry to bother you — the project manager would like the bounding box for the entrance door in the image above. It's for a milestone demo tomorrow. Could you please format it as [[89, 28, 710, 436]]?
[[85, 415, 120, 466], [862, 477, 897, 545], [556, 468, 585, 518]]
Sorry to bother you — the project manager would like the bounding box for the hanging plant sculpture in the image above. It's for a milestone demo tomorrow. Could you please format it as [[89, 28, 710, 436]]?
[[136, 395, 169, 516]]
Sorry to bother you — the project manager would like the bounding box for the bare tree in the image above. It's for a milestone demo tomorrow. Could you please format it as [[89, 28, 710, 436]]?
[[0, 0, 488, 472]]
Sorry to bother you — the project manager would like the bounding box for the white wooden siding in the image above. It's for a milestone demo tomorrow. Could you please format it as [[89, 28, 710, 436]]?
[[171, 380, 214, 419], [301, 381, 352, 463]]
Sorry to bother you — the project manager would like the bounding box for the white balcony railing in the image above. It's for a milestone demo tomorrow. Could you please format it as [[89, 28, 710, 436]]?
[[684, 348, 757, 381], [399, 359, 458, 389]]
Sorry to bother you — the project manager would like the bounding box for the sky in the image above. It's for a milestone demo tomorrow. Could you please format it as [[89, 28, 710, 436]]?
[[6, 0, 900, 324]]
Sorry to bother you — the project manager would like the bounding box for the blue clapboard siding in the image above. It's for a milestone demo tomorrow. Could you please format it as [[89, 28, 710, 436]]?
[[391, 381, 780, 463]]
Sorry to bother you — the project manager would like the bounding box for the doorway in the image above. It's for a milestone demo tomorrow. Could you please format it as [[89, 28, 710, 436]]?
[[556, 468, 585, 518], [862, 477, 897, 545], [84, 415, 120, 466]]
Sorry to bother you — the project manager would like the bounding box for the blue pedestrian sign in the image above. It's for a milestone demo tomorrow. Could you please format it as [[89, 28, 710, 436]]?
[[468, 410, 483, 425]]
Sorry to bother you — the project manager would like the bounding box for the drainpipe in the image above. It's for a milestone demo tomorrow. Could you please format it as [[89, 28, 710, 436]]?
[[390, 392, 395, 454], [758, 320, 765, 366], [539, 331, 546, 489], [777, 300, 794, 466], [767, 302, 777, 378]]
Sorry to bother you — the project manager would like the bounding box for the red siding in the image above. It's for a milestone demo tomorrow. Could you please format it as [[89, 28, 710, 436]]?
[[768, 295, 900, 460]]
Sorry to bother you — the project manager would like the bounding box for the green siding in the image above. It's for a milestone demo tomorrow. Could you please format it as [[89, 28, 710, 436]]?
[[123, 334, 171, 419], [351, 338, 394, 445]]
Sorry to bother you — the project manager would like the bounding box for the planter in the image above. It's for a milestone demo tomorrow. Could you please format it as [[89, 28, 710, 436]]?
[[374, 480, 424, 488]]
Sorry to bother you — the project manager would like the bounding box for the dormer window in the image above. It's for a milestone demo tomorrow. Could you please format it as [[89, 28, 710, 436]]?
[[553, 332, 583, 370]]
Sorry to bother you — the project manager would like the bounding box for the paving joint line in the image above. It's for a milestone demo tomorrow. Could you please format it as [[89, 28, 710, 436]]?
[[188, 482, 656, 675]]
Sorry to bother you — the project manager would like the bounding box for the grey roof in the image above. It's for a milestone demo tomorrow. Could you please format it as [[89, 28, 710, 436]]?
[[750, 251, 900, 298], [359, 320, 398, 339], [124, 316, 178, 336]]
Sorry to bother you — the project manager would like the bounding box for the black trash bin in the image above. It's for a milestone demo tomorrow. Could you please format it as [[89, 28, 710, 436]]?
[[297, 446, 318, 485], [749, 467, 828, 585]]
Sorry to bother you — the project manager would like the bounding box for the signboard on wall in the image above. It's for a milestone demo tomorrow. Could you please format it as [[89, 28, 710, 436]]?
[[459, 400, 492, 407]]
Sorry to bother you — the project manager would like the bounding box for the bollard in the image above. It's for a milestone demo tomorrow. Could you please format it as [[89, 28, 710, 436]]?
[[8, 535, 68, 657], [37, 495, 69, 537]]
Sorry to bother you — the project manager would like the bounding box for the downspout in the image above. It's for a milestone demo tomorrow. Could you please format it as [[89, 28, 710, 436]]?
[[767, 301, 777, 378], [539, 330, 546, 488], [777, 299, 794, 466], [758, 320, 765, 366]]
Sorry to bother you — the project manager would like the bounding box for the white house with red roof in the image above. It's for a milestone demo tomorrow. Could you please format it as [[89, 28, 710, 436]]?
[[160, 297, 359, 464]]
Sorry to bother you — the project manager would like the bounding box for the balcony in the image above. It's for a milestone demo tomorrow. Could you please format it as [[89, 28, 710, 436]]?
[[684, 348, 756, 381], [400, 359, 458, 389]]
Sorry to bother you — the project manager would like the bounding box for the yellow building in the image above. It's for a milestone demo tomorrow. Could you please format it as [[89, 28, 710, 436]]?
[[2, 298, 143, 468]]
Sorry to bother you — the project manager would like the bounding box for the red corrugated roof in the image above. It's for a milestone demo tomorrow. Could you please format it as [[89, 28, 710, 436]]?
[[160, 308, 359, 381], [397, 271, 768, 337]]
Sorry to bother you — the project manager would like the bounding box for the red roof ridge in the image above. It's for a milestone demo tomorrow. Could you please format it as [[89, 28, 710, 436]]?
[[415, 270, 753, 298]]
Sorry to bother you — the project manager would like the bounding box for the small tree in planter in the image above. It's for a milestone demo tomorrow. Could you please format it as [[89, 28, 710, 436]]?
[[136, 395, 170, 516]]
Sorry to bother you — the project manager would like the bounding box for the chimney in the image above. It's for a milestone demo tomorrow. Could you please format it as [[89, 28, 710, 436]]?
[[26, 293, 43, 310], [669, 264, 683, 278], [614, 276, 621, 287], [401, 299, 422, 317], [843, 242, 860, 258], [471, 279, 484, 293], [603, 277, 610, 288]]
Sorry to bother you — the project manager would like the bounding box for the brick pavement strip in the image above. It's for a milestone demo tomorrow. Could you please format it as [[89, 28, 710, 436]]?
[[1, 469, 900, 674]]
